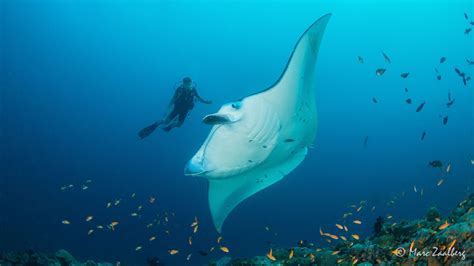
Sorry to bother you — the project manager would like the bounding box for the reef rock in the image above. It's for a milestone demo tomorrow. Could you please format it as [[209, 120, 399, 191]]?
[[217, 193, 473, 265]]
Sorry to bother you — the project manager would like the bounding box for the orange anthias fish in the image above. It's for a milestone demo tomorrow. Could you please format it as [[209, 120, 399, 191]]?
[[335, 224, 344, 230], [267, 248, 276, 261], [448, 239, 456, 249], [351, 234, 360, 240], [289, 249, 294, 259], [220, 246, 230, 253], [353, 220, 362, 225], [439, 221, 450, 230], [409, 240, 415, 250], [169, 250, 179, 255], [109, 221, 119, 230]]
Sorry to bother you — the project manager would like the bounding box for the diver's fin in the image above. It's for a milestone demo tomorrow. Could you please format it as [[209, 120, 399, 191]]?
[[138, 122, 160, 139], [208, 148, 307, 232]]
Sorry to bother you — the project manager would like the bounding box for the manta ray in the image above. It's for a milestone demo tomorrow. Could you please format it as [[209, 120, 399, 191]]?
[[185, 14, 332, 232]]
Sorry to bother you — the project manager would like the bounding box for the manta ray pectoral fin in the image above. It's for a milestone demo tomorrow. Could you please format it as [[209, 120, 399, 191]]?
[[208, 147, 308, 232]]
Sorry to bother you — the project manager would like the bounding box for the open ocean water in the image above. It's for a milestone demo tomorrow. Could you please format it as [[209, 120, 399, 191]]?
[[1, 0, 473, 265]]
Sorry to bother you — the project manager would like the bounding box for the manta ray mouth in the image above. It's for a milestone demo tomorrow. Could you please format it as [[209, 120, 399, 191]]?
[[184, 160, 209, 176]]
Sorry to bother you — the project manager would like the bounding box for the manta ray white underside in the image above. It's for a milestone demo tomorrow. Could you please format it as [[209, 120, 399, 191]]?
[[185, 14, 331, 232]]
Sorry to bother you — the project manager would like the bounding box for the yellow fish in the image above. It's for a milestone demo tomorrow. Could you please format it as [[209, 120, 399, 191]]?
[[448, 239, 456, 249], [289, 249, 294, 259], [86, 216, 93, 222], [266, 248, 276, 261], [335, 224, 344, 230], [353, 220, 362, 225], [438, 221, 450, 230], [340, 236, 347, 241], [62, 220, 71, 225], [351, 234, 360, 240], [169, 249, 179, 255], [220, 246, 230, 253]]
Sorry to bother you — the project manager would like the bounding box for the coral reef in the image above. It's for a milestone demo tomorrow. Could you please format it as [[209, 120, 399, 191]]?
[[0, 249, 113, 266], [212, 194, 473, 265]]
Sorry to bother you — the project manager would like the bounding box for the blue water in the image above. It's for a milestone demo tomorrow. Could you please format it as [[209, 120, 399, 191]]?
[[1, 0, 473, 265]]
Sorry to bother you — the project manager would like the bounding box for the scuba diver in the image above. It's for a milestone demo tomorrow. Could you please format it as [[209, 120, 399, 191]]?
[[138, 77, 212, 139]]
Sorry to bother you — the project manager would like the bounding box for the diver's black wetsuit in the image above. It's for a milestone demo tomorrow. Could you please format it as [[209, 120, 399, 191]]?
[[161, 86, 198, 131], [138, 82, 211, 139]]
